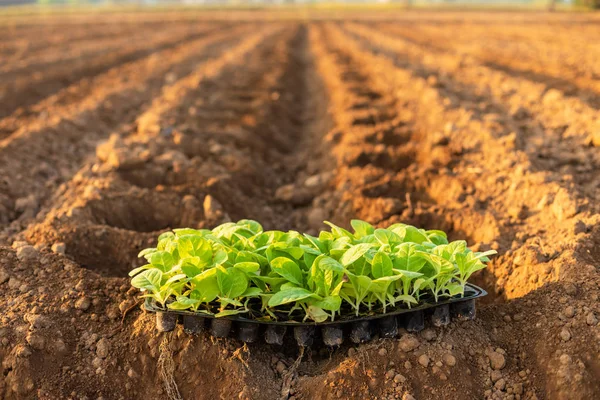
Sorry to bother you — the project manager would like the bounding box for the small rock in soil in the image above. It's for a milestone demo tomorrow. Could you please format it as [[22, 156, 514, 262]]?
[[418, 354, 430, 368], [394, 374, 406, 383], [563, 306, 575, 318], [586, 312, 598, 326], [552, 189, 578, 221], [402, 393, 416, 400], [560, 328, 571, 341], [12, 241, 28, 249], [378, 348, 388, 356], [96, 338, 109, 359], [275, 360, 286, 375], [274, 184, 313, 206], [16, 245, 38, 262], [443, 353, 457, 367], [421, 328, 436, 341], [8, 277, 22, 290], [51, 339, 67, 355], [560, 354, 572, 365], [27, 314, 50, 330], [26, 332, 45, 350], [494, 378, 506, 391], [51, 242, 66, 255], [491, 370, 502, 383], [304, 172, 332, 189], [513, 383, 524, 395], [489, 351, 506, 370], [398, 334, 420, 352], [75, 297, 91, 311]]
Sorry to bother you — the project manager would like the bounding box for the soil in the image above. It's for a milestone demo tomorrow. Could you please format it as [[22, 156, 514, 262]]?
[[0, 11, 599, 400]]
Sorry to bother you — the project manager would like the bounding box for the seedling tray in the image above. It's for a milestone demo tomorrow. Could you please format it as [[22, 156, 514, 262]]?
[[144, 283, 486, 347]]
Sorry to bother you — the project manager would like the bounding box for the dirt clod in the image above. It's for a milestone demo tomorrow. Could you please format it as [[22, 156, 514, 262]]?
[[398, 334, 420, 352], [489, 351, 506, 370]]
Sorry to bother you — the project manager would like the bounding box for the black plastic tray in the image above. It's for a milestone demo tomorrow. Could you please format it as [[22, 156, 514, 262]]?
[[144, 283, 487, 347]]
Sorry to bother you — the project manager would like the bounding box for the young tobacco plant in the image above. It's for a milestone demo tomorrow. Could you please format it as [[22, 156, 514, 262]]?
[[130, 219, 496, 322]]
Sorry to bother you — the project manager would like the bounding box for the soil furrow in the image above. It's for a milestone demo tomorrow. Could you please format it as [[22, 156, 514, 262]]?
[[23, 24, 286, 276], [0, 23, 229, 120], [0, 21, 196, 62], [0, 25, 256, 235], [346, 22, 600, 212], [378, 22, 600, 111], [0, 23, 213, 79]]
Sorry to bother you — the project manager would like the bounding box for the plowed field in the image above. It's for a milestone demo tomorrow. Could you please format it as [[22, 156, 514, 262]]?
[[0, 11, 599, 400]]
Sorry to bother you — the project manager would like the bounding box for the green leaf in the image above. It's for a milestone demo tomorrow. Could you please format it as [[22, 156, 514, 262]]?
[[168, 296, 200, 310], [213, 249, 228, 265], [177, 235, 212, 266], [165, 274, 187, 285], [426, 229, 448, 245], [243, 287, 263, 297], [340, 243, 374, 266], [150, 251, 175, 272], [191, 269, 220, 303], [324, 221, 354, 239], [173, 228, 206, 236], [131, 269, 162, 292], [445, 283, 464, 297], [313, 295, 341, 311], [351, 219, 374, 238], [180, 257, 203, 278], [216, 266, 248, 299], [393, 269, 424, 280], [395, 294, 418, 306], [267, 288, 317, 307], [374, 229, 401, 246], [270, 257, 304, 286], [402, 226, 429, 244], [395, 243, 427, 272], [128, 264, 152, 277], [237, 219, 263, 235], [138, 248, 157, 259], [306, 305, 329, 322], [371, 251, 393, 278], [234, 262, 260, 273], [317, 256, 345, 273]]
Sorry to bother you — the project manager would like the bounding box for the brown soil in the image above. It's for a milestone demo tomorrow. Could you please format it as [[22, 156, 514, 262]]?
[[0, 11, 599, 400]]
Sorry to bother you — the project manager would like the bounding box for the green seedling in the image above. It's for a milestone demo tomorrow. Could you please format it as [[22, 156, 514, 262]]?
[[130, 219, 496, 322]]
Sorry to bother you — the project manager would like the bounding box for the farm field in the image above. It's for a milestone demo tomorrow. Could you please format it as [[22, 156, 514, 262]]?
[[0, 10, 599, 400]]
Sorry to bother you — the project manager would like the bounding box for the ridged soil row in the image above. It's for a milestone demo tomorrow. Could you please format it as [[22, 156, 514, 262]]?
[[0, 23, 229, 120], [0, 24, 255, 235], [24, 24, 285, 277], [358, 21, 600, 197], [0, 20, 192, 63], [342, 22, 600, 299], [379, 21, 600, 94], [0, 22, 214, 80]]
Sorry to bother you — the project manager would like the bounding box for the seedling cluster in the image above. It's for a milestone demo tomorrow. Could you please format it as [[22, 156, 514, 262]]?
[[130, 220, 495, 323]]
